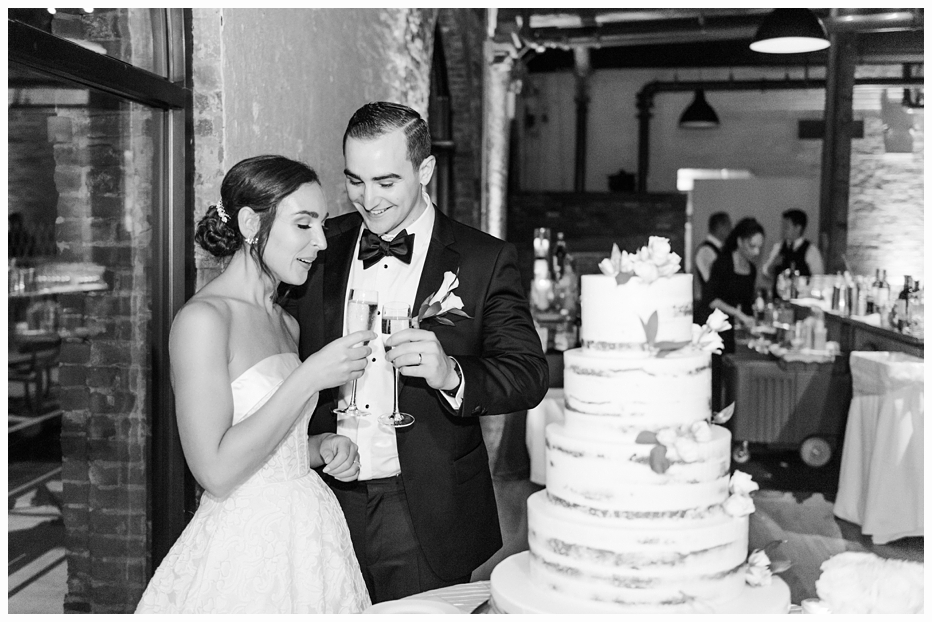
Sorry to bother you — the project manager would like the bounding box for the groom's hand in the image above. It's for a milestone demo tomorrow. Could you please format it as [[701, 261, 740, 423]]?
[[384, 327, 459, 392], [320, 434, 361, 482]]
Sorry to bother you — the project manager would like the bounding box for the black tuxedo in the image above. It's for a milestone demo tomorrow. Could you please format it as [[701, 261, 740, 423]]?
[[282, 209, 548, 582]]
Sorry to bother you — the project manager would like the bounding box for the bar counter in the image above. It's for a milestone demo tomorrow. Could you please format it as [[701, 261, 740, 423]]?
[[790, 301, 923, 358]]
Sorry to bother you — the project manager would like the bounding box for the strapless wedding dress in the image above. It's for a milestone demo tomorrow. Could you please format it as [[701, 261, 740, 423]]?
[[136, 353, 370, 613]]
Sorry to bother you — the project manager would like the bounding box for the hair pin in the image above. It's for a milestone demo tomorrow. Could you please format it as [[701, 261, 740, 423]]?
[[216, 199, 230, 224]]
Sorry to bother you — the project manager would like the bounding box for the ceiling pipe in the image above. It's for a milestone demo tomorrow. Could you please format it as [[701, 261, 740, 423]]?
[[522, 9, 922, 50], [635, 75, 924, 192]]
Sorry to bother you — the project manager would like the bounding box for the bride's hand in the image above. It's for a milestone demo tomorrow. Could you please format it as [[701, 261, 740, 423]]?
[[320, 434, 361, 481], [302, 330, 375, 390]]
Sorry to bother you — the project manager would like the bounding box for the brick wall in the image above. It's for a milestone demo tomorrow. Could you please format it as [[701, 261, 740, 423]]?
[[49, 10, 156, 614], [437, 9, 486, 228], [847, 108, 924, 285]]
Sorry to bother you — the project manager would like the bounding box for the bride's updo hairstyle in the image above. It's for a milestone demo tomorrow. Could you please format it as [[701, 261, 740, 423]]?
[[195, 155, 319, 281]]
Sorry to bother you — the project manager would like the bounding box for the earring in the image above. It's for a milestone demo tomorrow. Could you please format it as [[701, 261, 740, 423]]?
[[245, 236, 257, 246]]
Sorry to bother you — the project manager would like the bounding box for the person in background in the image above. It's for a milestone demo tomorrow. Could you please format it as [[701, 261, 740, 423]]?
[[282, 102, 548, 604], [762, 208, 824, 294], [136, 155, 372, 613], [693, 211, 732, 323], [700, 216, 765, 411]]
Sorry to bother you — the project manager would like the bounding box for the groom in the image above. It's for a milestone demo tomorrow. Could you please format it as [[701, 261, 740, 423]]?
[[283, 102, 548, 603]]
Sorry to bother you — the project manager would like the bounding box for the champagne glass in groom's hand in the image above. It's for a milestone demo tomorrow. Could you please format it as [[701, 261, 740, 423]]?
[[334, 288, 378, 417], [379, 302, 415, 428]]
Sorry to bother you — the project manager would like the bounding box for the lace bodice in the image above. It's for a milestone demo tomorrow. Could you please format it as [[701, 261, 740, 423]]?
[[227, 353, 316, 487]]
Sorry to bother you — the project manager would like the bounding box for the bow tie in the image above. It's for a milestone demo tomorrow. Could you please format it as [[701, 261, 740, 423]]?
[[358, 228, 414, 269]]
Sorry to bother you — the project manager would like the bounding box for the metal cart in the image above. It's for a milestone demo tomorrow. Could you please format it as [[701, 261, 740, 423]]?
[[722, 352, 852, 467]]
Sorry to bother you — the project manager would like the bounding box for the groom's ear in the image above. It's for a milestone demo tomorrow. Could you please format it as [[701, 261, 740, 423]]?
[[417, 155, 436, 187]]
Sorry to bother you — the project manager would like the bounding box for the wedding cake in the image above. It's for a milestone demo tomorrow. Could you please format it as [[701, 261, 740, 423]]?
[[491, 238, 790, 614]]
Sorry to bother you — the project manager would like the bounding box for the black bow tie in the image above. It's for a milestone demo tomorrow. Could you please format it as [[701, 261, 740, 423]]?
[[358, 228, 414, 269]]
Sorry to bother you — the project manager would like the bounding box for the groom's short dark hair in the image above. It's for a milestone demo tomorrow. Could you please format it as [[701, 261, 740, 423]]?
[[343, 102, 432, 168]]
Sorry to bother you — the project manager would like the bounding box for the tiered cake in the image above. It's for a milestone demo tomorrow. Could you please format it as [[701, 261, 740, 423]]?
[[491, 238, 790, 614]]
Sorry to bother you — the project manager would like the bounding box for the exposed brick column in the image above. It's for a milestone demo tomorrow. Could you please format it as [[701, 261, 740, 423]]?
[[437, 9, 486, 229], [51, 9, 155, 614]]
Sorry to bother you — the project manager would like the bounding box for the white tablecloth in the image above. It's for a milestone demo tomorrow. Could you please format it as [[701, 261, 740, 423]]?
[[834, 351, 924, 544], [526, 388, 565, 485]]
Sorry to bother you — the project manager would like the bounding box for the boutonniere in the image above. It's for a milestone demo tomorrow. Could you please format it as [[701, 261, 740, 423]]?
[[416, 270, 472, 327]]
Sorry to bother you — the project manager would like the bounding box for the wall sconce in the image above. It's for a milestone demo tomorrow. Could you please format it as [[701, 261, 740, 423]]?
[[750, 9, 830, 54], [678, 90, 720, 129]]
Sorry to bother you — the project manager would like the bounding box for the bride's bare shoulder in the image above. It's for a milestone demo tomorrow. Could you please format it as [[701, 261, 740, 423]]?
[[170, 294, 232, 346]]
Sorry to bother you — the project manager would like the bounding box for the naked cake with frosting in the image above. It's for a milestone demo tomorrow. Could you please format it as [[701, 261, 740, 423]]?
[[491, 237, 790, 614]]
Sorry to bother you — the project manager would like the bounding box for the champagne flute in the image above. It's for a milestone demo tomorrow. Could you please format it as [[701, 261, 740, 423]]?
[[334, 288, 378, 417], [378, 302, 415, 428]]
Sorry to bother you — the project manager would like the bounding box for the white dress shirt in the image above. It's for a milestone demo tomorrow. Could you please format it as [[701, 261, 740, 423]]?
[[763, 236, 825, 278], [694, 234, 724, 283], [336, 189, 463, 480]]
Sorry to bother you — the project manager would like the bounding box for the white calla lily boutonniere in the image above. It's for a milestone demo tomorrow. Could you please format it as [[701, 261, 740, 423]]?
[[416, 270, 472, 327]]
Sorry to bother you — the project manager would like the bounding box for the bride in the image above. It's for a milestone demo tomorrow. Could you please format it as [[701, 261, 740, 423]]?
[[136, 155, 373, 613]]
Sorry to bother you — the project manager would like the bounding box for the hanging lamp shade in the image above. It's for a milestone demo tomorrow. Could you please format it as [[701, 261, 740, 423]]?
[[679, 90, 720, 129], [750, 9, 830, 54]]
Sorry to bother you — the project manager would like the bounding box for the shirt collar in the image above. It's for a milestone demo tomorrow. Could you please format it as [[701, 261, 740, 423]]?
[[382, 187, 434, 251], [707, 234, 724, 248]]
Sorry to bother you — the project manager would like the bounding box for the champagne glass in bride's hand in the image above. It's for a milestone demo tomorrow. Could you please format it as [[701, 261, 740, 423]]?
[[379, 302, 415, 428], [334, 288, 378, 417]]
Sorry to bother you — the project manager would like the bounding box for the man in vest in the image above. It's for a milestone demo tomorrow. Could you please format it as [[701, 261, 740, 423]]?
[[693, 211, 731, 322], [762, 208, 825, 294]]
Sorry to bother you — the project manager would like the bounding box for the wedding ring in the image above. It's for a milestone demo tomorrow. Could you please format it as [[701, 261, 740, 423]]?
[[416, 353, 422, 365]]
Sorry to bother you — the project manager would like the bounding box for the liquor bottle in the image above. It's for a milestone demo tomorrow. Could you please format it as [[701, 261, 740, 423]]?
[[865, 269, 879, 314], [895, 276, 912, 332], [908, 280, 923, 337], [874, 269, 891, 318], [552, 231, 567, 281]]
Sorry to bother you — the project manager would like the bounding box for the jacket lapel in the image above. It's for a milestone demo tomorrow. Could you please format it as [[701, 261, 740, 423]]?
[[414, 209, 460, 324]]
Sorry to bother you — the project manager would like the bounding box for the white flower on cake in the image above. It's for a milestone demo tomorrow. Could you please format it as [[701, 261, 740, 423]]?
[[729, 470, 759, 496], [673, 437, 700, 463], [706, 308, 731, 332], [745, 550, 773, 587], [723, 493, 755, 517], [744, 541, 791, 587], [689, 420, 712, 443], [598, 237, 681, 285], [690, 308, 733, 355], [724, 470, 758, 517], [815, 551, 924, 613]]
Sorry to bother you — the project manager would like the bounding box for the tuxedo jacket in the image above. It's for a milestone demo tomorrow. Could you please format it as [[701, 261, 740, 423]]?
[[282, 209, 548, 580]]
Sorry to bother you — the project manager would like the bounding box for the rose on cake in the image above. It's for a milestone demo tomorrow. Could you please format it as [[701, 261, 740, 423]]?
[[691, 308, 732, 355], [744, 540, 792, 587], [815, 551, 924, 613], [723, 470, 758, 518], [746, 550, 773, 587], [599, 237, 681, 285]]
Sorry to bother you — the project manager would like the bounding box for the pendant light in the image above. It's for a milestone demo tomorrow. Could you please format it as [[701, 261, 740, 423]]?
[[678, 89, 720, 129], [750, 9, 830, 54]]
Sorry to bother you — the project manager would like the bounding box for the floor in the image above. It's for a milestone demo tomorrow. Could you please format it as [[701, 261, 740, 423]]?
[[7, 412, 923, 613]]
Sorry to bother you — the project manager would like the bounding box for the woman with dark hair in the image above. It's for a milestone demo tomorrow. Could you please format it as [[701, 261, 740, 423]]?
[[700, 216, 765, 410], [136, 155, 372, 613]]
